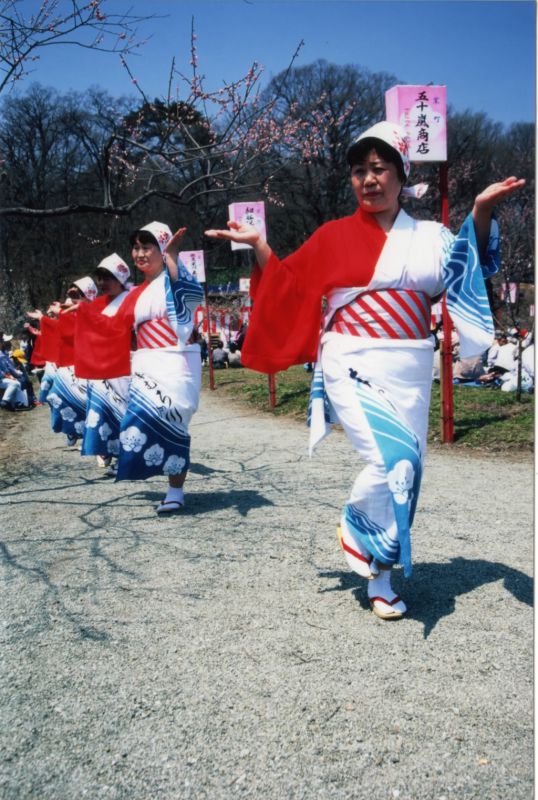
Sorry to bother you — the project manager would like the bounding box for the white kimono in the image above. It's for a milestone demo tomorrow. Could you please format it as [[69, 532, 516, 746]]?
[[309, 209, 497, 576], [116, 269, 204, 482]]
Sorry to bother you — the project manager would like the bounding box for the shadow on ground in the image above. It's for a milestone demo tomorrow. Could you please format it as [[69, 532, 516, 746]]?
[[319, 556, 532, 638], [130, 489, 274, 518]]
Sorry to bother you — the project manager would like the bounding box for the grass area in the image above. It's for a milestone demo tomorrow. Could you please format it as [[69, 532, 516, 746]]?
[[203, 365, 534, 453]]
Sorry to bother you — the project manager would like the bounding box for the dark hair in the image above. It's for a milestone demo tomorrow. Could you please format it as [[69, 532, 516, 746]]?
[[347, 137, 406, 183], [94, 267, 120, 281], [129, 229, 160, 249]]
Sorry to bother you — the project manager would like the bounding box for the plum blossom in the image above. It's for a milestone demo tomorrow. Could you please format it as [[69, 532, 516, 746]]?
[[99, 422, 113, 441], [387, 460, 415, 505], [143, 444, 165, 467], [163, 454, 186, 475], [47, 393, 62, 409], [74, 421, 86, 435], [120, 426, 147, 453], [60, 407, 76, 422], [86, 409, 100, 428]]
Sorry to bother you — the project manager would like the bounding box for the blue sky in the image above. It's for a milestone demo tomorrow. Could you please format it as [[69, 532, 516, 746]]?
[[12, 0, 536, 127]]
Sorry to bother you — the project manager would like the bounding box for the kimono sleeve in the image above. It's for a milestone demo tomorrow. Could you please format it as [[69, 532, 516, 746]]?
[[242, 230, 324, 374], [442, 214, 499, 358], [74, 301, 133, 379], [56, 312, 77, 367], [33, 317, 60, 364]]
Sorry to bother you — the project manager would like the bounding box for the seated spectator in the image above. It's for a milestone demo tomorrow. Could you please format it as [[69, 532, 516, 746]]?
[[11, 348, 36, 407], [228, 342, 242, 368], [0, 337, 27, 410], [212, 341, 228, 369], [452, 354, 486, 382]]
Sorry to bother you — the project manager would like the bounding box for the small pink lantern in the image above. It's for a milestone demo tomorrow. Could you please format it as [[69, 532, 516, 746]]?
[[228, 202, 266, 251], [179, 250, 206, 283], [385, 85, 447, 162]]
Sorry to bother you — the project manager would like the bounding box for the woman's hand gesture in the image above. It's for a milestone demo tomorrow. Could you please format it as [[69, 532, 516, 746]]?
[[205, 221, 272, 269], [26, 309, 43, 321], [473, 176, 526, 258], [205, 220, 262, 248], [474, 176, 526, 215], [163, 227, 187, 281]]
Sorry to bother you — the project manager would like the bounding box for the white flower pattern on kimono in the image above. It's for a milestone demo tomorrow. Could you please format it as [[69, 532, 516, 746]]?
[[387, 459, 415, 505], [143, 444, 165, 467], [99, 422, 112, 441], [60, 406, 76, 422], [163, 454, 186, 475], [86, 409, 100, 428], [107, 439, 120, 456], [47, 393, 62, 409], [74, 421, 86, 435], [120, 426, 147, 453]]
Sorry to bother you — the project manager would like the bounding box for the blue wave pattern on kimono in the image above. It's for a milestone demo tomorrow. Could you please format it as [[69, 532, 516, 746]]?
[[346, 375, 422, 577], [115, 384, 191, 481], [307, 365, 339, 454], [46, 369, 87, 438], [442, 215, 499, 357], [39, 364, 56, 403], [164, 265, 204, 344], [306, 366, 333, 425], [81, 381, 125, 457], [345, 505, 399, 564]]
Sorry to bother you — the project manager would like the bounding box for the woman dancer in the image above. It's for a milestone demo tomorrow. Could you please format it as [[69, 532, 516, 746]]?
[[80, 254, 132, 473], [43, 277, 97, 446], [206, 121, 524, 620], [76, 222, 204, 513]]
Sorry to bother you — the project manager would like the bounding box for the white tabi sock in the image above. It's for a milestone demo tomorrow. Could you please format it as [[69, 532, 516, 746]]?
[[164, 487, 184, 506], [368, 568, 406, 614]]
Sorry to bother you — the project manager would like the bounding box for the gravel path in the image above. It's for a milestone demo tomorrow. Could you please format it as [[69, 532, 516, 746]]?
[[0, 391, 533, 800]]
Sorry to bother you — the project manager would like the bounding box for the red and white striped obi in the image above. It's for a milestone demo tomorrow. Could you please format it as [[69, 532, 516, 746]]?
[[329, 289, 432, 340], [136, 317, 178, 349]]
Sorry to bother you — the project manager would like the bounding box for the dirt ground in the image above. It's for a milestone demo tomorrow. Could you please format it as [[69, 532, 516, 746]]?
[[0, 392, 533, 799]]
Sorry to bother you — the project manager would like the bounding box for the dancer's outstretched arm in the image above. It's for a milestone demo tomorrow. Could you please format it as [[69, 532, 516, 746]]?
[[205, 221, 272, 270]]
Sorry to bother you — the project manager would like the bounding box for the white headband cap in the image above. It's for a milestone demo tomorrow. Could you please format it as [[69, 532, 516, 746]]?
[[73, 276, 98, 301], [349, 121, 411, 177], [96, 253, 131, 286], [348, 120, 429, 199], [140, 221, 173, 253]]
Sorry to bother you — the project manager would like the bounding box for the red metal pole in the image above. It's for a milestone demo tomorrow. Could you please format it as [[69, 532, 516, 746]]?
[[268, 373, 276, 408], [439, 163, 454, 443], [204, 285, 215, 391]]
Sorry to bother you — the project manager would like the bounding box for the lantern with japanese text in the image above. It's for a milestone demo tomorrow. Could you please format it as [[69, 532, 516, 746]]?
[[385, 85, 447, 162]]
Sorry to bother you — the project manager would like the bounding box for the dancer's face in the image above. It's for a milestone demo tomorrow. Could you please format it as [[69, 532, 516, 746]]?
[[95, 271, 124, 298], [131, 238, 163, 281], [350, 148, 402, 216]]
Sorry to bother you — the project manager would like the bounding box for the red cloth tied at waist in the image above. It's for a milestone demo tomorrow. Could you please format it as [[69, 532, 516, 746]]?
[[329, 289, 432, 340], [136, 317, 177, 349]]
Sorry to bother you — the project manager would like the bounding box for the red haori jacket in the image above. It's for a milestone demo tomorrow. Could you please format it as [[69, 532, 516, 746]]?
[[56, 310, 78, 367], [241, 207, 387, 374], [32, 316, 60, 365], [74, 285, 146, 379]]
